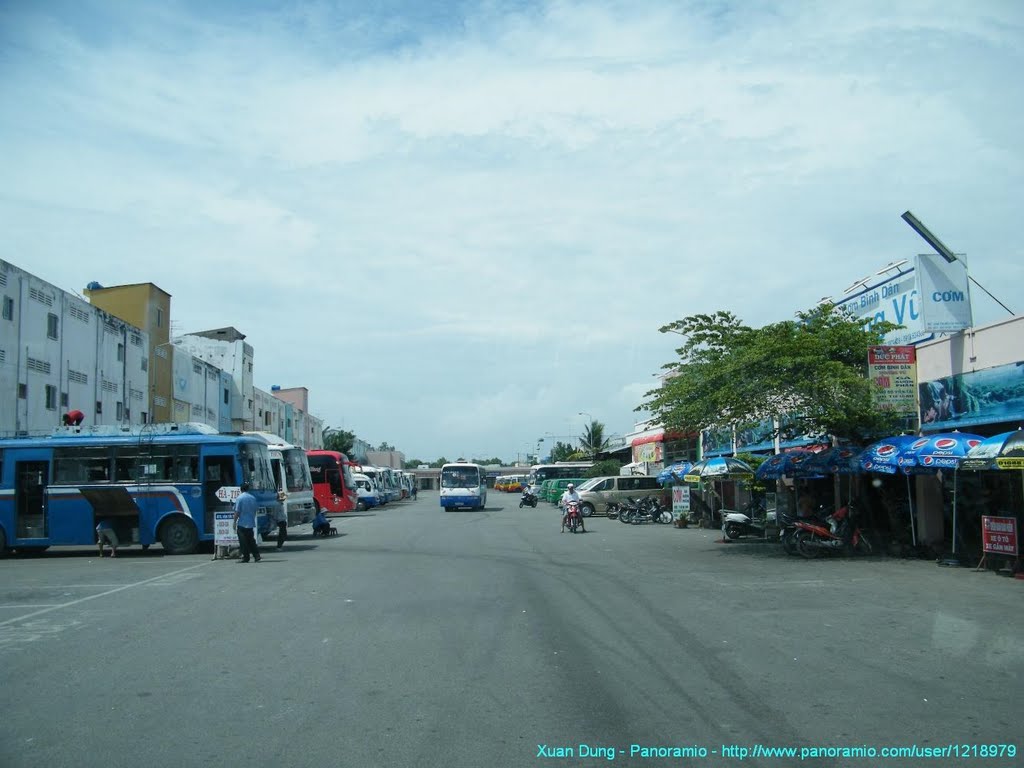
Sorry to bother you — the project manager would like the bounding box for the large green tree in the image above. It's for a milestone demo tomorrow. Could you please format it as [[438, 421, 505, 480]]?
[[641, 303, 904, 444], [548, 441, 579, 462], [323, 428, 355, 455], [579, 420, 610, 458]]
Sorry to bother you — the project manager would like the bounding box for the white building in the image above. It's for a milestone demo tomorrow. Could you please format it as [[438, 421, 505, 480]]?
[[172, 327, 254, 432], [0, 259, 149, 435]]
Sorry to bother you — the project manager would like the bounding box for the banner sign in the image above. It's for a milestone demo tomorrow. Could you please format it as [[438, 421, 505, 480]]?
[[915, 253, 973, 332], [214, 512, 238, 547], [919, 360, 1024, 431], [868, 346, 918, 414], [981, 515, 1018, 556]]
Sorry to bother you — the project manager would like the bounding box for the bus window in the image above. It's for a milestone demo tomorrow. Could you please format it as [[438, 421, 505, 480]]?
[[114, 446, 139, 482], [241, 443, 274, 491], [53, 447, 111, 484]]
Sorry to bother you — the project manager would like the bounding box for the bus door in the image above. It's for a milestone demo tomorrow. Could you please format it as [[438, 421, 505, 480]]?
[[15, 460, 49, 540], [202, 453, 237, 534]]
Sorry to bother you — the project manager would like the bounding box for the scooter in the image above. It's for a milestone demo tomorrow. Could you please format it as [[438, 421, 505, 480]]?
[[519, 489, 538, 508], [563, 500, 583, 533], [722, 500, 767, 540], [793, 504, 873, 558]]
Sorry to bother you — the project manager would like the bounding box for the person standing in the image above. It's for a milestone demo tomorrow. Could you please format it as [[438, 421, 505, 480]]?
[[96, 518, 119, 557], [274, 503, 287, 550], [233, 482, 261, 563]]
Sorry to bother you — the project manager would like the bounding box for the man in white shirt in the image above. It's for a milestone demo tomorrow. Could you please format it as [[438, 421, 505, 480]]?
[[559, 483, 586, 533]]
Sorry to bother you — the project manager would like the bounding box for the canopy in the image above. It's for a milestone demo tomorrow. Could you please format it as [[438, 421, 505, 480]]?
[[899, 432, 984, 473], [858, 435, 920, 475], [960, 430, 1024, 471], [800, 445, 861, 476], [657, 461, 693, 484], [684, 456, 755, 483], [754, 449, 819, 481]]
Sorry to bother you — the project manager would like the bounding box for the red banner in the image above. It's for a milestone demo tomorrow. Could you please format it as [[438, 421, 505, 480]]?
[[981, 515, 1018, 556]]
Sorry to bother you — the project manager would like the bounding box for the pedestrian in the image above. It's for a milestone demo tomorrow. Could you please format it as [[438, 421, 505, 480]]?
[[412, 484, 418, 501], [233, 482, 261, 563], [274, 503, 287, 550], [96, 518, 119, 557]]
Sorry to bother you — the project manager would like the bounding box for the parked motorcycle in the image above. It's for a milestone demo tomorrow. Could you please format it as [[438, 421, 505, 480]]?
[[519, 489, 538, 508], [618, 496, 674, 525], [793, 504, 873, 558], [722, 499, 767, 540]]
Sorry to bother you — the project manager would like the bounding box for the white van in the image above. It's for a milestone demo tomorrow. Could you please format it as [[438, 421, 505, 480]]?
[[576, 475, 664, 517]]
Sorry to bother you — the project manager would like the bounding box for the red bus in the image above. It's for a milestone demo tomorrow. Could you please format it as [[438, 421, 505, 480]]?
[[306, 450, 358, 514]]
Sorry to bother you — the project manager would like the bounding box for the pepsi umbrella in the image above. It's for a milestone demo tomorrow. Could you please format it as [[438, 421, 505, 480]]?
[[859, 435, 921, 545], [800, 445, 862, 476], [670, 461, 694, 481], [754, 449, 818, 481], [683, 456, 755, 482], [959, 430, 1024, 471]]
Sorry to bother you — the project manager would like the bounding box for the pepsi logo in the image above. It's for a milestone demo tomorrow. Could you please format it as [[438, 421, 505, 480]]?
[[934, 438, 957, 450], [876, 445, 897, 457], [912, 438, 930, 450], [967, 439, 980, 448], [923, 456, 935, 465]]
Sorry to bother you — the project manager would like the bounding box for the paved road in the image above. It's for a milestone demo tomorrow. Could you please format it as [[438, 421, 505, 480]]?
[[1, 493, 1020, 768]]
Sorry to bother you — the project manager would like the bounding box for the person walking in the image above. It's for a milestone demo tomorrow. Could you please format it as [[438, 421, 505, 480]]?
[[96, 518, 119, 557], [233, 482, 261, 563]]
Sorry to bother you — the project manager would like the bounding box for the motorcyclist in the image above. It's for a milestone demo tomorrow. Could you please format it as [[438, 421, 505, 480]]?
[[560, 483, 586, 533], [520, 483, 536, 507]]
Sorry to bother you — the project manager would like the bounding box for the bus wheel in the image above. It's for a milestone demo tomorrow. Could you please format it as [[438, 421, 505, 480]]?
[[160, 517, 199, 555]]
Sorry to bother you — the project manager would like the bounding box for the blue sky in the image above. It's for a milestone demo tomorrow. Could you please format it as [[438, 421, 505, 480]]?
[[2, 0, 1022, 461]]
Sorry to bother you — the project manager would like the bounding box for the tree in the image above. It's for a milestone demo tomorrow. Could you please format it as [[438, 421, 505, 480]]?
[[404, 459, 424, 469], [429, 457, 448, 468], [640, 303, 904, 444], [377, 441, 395, 452], [548, 441, 578, 462], [579, 420, 610, 458], [323, 428, 355, 456]]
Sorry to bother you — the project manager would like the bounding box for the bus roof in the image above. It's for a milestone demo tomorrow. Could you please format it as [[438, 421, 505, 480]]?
[[243, 431, 297, 450], [0, 432, 262, 450]]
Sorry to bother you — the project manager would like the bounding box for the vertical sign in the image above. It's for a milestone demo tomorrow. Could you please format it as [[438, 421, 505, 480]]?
[[214, 512, 238, 547], [915, 253, 973, 332], [868, 346, 919, 415], [672, 485, 691, 519]]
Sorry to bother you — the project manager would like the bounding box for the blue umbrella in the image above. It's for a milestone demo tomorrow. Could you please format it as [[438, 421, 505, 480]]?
[[960, 429, 1024, 471], [754, 449, 818, 481], [800, 445, 862, 476], [900, 433, 984, 473], [860, 435, 922, 545], [668, 461, 693, 482], [656, 466, 675, 484], [683, 456, 755, 482]]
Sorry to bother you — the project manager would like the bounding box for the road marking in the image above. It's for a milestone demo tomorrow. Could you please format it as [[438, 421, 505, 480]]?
[[0, 561, 210, 628], [0, 604, 61, 609]]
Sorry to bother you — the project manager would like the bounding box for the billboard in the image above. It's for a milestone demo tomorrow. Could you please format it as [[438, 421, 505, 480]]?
[[919, 360, 1024, 431], [869, 346, 919, 415], [835, 267, 932, 346], [915, 253, 973, 332]]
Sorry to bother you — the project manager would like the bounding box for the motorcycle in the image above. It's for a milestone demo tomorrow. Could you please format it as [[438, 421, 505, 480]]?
[[722, 499, 767, 540], [793, 504, 873, 558], [563, 500, 583, 533], [519, 489, 538, 508], [618, 496, 674, 525]]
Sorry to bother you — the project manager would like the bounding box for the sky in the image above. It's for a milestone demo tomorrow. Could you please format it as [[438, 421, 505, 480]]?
[[1, 0, 1022, 462]]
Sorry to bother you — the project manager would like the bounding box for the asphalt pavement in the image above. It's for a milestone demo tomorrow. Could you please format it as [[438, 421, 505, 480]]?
[[1, 492, 1021, 768]]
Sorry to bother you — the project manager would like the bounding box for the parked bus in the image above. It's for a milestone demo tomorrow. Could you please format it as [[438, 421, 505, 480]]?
[[527, 462, 594, 490], [306, 450, 358, 514], [353, 465, 388, 504], [0, 424, 280, 556], [439, 462, 487, 510], [245, 432, 315, 526]]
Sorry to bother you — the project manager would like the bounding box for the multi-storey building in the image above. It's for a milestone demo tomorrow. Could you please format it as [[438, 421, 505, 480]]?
[[1, 260, 149, 435], [172, 327, 254, 432]]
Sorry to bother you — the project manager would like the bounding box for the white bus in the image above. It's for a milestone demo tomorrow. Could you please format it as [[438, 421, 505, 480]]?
[[439, 462, 487, 510], [245, 432, 316, 525]]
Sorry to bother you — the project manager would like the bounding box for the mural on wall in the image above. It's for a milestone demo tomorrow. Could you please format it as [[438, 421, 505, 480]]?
[[700, 426, 734, 457], [919, 361, 1024, 431]]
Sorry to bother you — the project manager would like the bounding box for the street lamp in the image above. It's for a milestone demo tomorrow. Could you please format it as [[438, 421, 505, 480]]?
[[901, 211, 957, 263]]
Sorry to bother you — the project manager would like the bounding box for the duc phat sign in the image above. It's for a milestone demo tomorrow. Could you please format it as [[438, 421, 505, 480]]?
[[981, 515, 1018, 556], [868, 345, 918, 415]]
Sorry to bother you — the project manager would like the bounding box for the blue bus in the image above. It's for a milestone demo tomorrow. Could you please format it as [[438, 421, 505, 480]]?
[[439, 462, 487, 510], [0, 424, 281, 556]]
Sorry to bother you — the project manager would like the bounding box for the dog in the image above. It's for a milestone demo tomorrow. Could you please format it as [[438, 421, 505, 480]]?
[[327, 526, 338, 537]]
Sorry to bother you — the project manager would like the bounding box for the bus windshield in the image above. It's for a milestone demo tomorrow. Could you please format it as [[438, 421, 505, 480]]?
[[241, 443, 276, 491], [441, 466, 481, 488], [282, 448, 312, 492]]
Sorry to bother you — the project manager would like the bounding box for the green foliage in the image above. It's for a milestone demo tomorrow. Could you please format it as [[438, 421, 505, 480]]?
[[579, 420, 610, 459], [323, 428, 355, 455], [584, 459, 622, 478], [470, 457, 505, 466], [376, 441, 396, 452], [429, 457, 448, 468], [642, 303, 905, 443], [548, 441, 577, 463]]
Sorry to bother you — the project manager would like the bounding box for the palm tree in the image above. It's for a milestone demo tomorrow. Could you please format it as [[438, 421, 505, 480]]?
[[579, 420, 610, 459]]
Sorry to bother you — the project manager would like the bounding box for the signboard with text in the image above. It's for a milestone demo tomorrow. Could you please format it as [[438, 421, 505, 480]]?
[[214, 512, 238, 547], [981, 515, 1018, 556], [672, 486, 691, 519], [836, 267, 932, 346], [915, 253, 973, 332], [868, 346, 918, 415]]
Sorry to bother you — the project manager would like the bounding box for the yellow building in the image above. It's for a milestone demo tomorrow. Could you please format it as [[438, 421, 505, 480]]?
[[83, 281, 172, 424]]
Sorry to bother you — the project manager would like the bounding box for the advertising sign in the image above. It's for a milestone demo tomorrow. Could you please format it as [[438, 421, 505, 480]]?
[[836, 267, 931, 346], [919, 361, 1024, 431], [672, 486, 691, 519], [868, 346, 918, 415], [915, 253, 973, 332], [214, 512, 238, 546], [981, 515, 1018, 556]]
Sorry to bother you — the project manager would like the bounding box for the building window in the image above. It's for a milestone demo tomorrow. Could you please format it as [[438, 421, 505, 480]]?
[[223, 388, 229, 405], [141, 411, 148, 424], [116, 401, 123, 421], [117, 343, 125, 362], [96, 401, 103, 414], [18, 382, 27, 399], [2, 296, 12, 321], [156, 307, 163, 328], [247, 399, 253, 411], [141, 357, 148, 372], [61, 391, 68, 407], [47, 313, 59, 340]]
